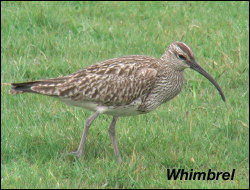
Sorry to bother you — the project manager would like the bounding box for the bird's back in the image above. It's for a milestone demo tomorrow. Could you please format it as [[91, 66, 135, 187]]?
[[11, 55, 166, 115]]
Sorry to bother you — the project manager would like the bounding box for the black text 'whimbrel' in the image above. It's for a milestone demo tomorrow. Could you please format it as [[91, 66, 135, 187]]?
[[10, 42, 225, 163]]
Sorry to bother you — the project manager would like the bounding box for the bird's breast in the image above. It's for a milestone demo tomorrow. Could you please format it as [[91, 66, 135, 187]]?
[[138, 70, 184, 112]]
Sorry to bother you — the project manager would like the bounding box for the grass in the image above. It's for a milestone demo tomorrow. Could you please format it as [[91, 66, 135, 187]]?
[[1, 1, 249, 189]]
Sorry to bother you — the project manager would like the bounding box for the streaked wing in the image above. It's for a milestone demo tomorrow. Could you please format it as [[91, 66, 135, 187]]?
[[11, 56, 160, 106]]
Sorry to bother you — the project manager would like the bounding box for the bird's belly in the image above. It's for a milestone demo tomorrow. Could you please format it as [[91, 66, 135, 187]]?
[[60, 98, 144, 117], [102, 105, 144, 117]]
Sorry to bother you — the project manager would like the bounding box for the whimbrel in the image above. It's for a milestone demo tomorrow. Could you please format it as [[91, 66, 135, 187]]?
[[10, 42, 225, 163]]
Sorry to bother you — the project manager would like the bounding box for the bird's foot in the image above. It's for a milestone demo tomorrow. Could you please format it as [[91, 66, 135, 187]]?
[[117, 157, 123, 164], [68, 150, 82, 158]]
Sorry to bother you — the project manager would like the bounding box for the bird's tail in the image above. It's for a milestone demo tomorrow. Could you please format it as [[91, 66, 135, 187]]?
[[9, 78, 69, 96], [10, 81, 41, 94]]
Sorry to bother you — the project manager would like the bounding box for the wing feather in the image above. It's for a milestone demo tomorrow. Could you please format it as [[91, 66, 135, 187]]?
[[11, 56, 160, 106]]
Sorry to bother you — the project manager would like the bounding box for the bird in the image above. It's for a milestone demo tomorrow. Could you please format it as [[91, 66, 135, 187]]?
[[10, 41, 225, 163]]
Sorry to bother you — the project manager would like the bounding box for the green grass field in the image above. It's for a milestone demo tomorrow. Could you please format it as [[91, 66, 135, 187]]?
[[1, 1, 249, 189]]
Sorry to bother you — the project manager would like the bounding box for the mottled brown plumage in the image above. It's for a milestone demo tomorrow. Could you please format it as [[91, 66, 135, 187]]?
[[10, 41, 225, 163]]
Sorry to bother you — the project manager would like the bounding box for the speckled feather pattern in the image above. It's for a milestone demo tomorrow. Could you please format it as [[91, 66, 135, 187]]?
[[10, 42, 195, 116], [9, 41, 226, 162]]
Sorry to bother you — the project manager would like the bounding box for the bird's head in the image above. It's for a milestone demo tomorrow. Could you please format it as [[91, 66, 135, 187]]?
[[161, 41, 225, 102]]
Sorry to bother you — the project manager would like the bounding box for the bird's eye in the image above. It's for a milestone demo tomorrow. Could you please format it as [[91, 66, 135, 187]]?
[[177, 54, 186, 60]]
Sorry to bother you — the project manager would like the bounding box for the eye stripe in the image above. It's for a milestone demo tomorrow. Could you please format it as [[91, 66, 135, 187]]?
[[176, 42, 194, 58], [177, 54, 186, 60]]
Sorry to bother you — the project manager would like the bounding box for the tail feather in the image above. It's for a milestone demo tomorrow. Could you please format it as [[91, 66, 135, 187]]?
[[10, 79, 77, 97], [10, 80, 62, 96], [10, 81, 39, 94]]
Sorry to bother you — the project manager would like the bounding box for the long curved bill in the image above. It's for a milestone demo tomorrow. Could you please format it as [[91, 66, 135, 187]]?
[[189, 61, 225, 102]]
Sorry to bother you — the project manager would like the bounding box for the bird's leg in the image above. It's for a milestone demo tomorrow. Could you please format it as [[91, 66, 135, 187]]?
[[109, 117, 122, 163], [69, 111, 100, 157]]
